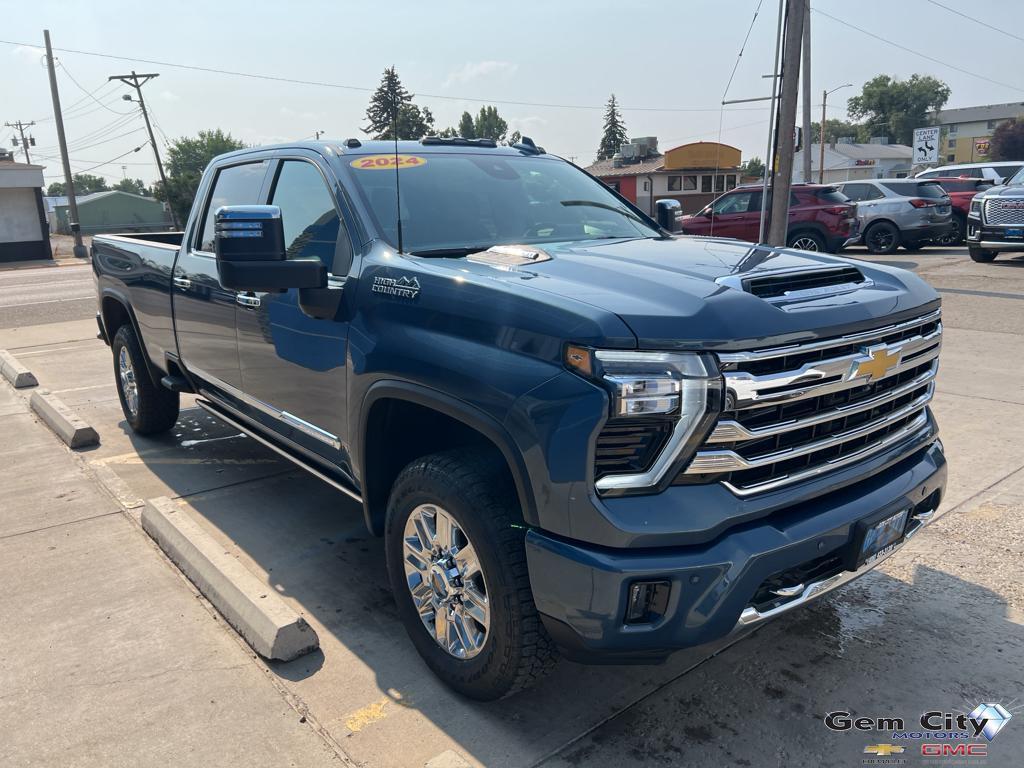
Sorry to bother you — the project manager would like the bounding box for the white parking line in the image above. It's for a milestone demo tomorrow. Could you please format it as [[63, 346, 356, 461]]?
[[0, 296, 94, 308], [52, 383, 112, 394]]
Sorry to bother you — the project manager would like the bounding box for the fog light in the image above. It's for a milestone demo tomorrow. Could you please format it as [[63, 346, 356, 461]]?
[[625, 580, 671, 624]]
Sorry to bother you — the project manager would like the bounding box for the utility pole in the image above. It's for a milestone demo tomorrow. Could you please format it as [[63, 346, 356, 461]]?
[[109, 71, 178, 228], [767, 0, 806, 247], [5, 120, 36, 164], [758, 0, 786, 244], [43, 30, 87, 258], [819, 84, 852, 183], [801, 1, 812, 183]]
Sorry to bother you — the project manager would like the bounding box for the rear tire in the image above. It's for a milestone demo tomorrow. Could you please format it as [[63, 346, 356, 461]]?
[[968, 247, 998, 263], [385, 449, 557, 700], [864, 221, 900, 254], [112, 324, 180, 435], [786, 231, 825, 252]]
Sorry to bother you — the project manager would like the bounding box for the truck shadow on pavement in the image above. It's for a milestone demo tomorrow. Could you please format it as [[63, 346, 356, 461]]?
[[111, 408, 1024, 768]]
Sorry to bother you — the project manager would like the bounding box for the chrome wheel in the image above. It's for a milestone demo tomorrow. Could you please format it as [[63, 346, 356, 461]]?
[[789, 235, 821, 251], [402, 504, 490, 659], [118, 346, 139, 417]]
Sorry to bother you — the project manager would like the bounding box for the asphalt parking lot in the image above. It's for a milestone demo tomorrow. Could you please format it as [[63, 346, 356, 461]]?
[[1, 245, 1022, 767]]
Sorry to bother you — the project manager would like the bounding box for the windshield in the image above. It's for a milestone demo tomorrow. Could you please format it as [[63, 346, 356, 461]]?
[[1008, 167, 1024, 186], [882, 181, 948, 198], [345, 153, 660, 253]]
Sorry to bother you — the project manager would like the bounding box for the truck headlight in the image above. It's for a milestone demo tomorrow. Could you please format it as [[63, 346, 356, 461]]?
[[565, 346, 722, 493], [969, 199, 982, 218]]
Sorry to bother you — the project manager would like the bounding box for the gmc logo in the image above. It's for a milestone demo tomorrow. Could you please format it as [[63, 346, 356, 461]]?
[[999, 201, 1024, 209], [921, 743, 987, 756]]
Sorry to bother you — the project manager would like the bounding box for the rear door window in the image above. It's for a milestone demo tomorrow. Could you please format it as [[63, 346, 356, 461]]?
[[815, 188, 849, 203], [197, 161, 269, 252]]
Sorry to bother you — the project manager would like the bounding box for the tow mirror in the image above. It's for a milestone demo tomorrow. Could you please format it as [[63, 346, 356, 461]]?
[[215, 205, 325, 292], [655, 199, 683, 232]]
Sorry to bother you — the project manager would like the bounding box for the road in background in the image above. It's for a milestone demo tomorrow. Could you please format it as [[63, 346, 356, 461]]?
[[0, 264, 95, 329]]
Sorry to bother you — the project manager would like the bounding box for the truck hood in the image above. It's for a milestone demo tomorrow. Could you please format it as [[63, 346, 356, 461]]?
[[446, 236, 939, 350], [978, 184, 1024, 198]]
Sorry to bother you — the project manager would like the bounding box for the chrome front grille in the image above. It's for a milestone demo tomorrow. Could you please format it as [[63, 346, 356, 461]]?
[[983, 198, 1024, 226], [679, 309, 941, 495]]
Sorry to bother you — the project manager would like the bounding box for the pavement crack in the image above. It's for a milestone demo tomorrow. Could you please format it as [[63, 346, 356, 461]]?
[[0, 510, 121, 541]]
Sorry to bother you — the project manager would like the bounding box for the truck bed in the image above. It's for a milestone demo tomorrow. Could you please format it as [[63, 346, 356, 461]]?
[[92, 232, 184, 377]]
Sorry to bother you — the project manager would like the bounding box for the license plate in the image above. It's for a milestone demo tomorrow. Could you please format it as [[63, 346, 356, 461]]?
[[1005, 228, 1024, 238], [857, 508, 910, 566]]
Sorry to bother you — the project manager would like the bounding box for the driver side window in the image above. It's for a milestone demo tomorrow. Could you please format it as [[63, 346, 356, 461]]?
[[269, 160, 353, 275], [712, 191, 757, 215]]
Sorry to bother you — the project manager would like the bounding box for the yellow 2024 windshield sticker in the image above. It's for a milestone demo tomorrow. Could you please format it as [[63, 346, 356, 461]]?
[[350, 154, 426, 170]]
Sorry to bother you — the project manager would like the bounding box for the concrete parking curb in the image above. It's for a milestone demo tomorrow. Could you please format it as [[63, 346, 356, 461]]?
[[29, 389, 99, 448], [0, 349, 38, 388], [141, 496, 319, 661]]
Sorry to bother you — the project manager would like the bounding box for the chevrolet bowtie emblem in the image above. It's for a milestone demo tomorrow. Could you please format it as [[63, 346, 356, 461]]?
[[863, 744, 905, 756], [850, 345, 901, 382]]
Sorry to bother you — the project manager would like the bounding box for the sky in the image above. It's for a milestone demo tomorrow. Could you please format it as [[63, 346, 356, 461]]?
[[3, 0, 1024, 189]]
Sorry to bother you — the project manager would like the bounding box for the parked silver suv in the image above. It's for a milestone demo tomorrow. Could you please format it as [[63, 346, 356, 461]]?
[[837, 179, 953, 254], [965, 165, 1024, 262]]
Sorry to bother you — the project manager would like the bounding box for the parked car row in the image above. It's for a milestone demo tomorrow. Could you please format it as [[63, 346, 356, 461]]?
[[679, 179, 954, 255]]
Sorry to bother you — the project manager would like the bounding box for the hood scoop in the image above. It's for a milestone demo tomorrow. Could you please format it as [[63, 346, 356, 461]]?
[[467, 244, 552, 270], [720, 265, 870, 304]]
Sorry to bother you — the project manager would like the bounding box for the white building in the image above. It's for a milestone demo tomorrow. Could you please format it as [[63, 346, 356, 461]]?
[[792, 141, 914, 184], [0, 160, 51, 262]]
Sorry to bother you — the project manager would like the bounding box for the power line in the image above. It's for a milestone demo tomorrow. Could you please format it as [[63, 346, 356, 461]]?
[[58, 61, 134, 115], [812, 8, 1024, 94], [923, 0, 1024, 45], [721, 0, 767, 102], [0, 37, 774, 114], [67, 126, 148, 153]]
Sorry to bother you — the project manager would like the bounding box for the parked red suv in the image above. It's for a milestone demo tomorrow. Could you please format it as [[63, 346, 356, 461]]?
[[930, 177, 993, 244], [679, 183, 857, 252]]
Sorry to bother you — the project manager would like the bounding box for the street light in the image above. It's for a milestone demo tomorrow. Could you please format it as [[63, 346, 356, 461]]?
[[819, 83, 853, 184]]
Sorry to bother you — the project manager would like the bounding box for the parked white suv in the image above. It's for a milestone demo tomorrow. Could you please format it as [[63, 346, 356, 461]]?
[[916, 161, 1023, 183]]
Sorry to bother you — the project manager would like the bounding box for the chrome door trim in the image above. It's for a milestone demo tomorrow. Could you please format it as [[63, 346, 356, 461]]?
[[195, 398, 361, 503], [189, 364, 343, 451]]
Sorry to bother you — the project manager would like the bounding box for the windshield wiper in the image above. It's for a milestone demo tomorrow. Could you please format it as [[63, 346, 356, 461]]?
[[409, 245, 494, 257], [559, 200, 649, 227]]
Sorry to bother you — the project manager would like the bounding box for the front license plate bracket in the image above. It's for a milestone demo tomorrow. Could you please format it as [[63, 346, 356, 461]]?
[[846, 507, 911, 569]]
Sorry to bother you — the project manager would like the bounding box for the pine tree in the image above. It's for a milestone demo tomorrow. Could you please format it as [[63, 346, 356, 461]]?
[[363, 67, 435, 140], [597, 94, 628, 161]]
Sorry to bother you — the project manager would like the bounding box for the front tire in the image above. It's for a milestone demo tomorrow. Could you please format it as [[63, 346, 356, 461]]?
[[968, 247, 998, 263], [385, 449, 557, 700], [112, 324, 180, 435], [864, 221, 900, 254]]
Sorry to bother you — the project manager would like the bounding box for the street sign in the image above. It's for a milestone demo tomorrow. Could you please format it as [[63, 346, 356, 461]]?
[[913, 127, 940, 165]]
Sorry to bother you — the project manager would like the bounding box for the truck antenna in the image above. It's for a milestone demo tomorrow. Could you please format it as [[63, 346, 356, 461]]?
[[392, 100, 404, 254]]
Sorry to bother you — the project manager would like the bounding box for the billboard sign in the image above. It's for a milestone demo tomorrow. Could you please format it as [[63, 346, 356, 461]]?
[[913, 127, 940, 165]]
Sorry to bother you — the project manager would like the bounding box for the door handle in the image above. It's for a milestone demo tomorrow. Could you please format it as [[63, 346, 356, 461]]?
[[173, 276, 192, 290], [236, 293, 261, 308]]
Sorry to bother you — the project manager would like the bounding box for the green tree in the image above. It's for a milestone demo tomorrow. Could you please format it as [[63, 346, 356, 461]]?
[[847, 74, 950, 145], [741, 156, 765, 178], [597, 94, 628, 161], [473, 106, 508, 142], [154, 129, 244, 225], [46, 174, 109, 196], [457, 111, 476, 138], [113, 178, 150, 196], [989, 118, 1024, 162], [363, 66, 434, 140], [809, 119, 867, 144]]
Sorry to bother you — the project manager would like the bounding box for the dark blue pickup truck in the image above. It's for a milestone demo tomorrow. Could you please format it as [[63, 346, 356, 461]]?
[[93, 138, 946, 700]]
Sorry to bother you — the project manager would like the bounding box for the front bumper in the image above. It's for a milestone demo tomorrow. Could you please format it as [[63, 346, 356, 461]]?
[[526, 440, 946, 662], [966, 219, 1024, 251]]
